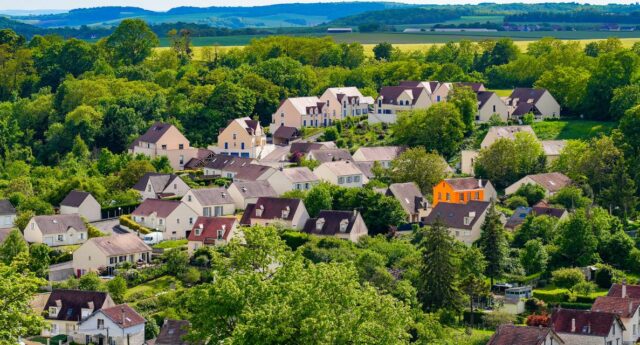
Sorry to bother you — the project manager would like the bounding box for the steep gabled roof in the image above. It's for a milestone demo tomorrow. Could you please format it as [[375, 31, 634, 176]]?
[[302, 210, 362, 236], [510, 88, 547, 104], [532, 201, 567, 219], [188, 216, 238, 243], [60, 190, 92, 208], [455, 82, 486, 92], [423, 200, 491, 230], [156, 320, 191, 345], [378, 86, 424, 105], [100, 304, 145, 329], [273, 125, 300, 140], [132, 173, 181, 193], [190, 187, 233, 206], [131, 199, 181, 218], [551, 308, 623, 336], [444, 177, 487, 191], [88, 233, 151, 256], [230, 180, 277, 199], [353, 146, 404, 162], [281, 167, 318, 183], [477, 91, 498, 109], [316, 160, 363, 176], [0, 199, 16, 215], [487, 325, 563, 345], [44, 290, 110, 321], [234, 164, 274, 181], [32, 214, 87, 235], [240, 197, 303, 225], [205, 156, 254, 171], [308, 148, 352, 163], [609, 284, 640, 299], [285, 96, 322, 115], [592, 296, 640, 318], [387, 182, 426, 215], [135, 122, 174, 144]]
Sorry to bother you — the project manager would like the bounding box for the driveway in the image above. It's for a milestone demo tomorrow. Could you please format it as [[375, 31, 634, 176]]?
[[90, 219, 129, 235]]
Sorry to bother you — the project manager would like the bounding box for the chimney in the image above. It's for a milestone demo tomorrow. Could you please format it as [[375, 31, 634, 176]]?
[[353, 209, 357, 217], [477, 179, 482, 188], [622, 281, 627, 298], [630, 301, 633, 315], [121, 307, 126, 325], [571, 318, 576, 333]]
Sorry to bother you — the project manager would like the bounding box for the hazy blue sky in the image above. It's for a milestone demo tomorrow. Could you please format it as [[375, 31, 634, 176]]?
[[1, 0, 639, 11]]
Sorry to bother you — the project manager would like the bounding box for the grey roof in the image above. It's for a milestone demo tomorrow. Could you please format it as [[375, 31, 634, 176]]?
[[240, 197, 304, 225], [205, 156, 254, 171], [191, 187, 233, 206], [302, 210, 361, 236], [476, 91, 496, 109], [387, 182, 426, 215], [88, 233, 151, 256], [60, 190, 92, 208], [308, 149, 353, 163], [234, 164, 274, 181], [423, 201, 491, 230], [0, 200, 16, 215], [378, 86, 424, 105], [353, 146, 404, 162], [0, 228, 13, 243], [132, 173, 180, 193], [354, 162, 375, 179], [455, 82, 485, 92], [505, 206, 532, 230], [281, 167, 318, 183], [134, 122, 174, 145], [290, 142, 328, 154], [32, 214, 87, 235], [273, 126, 300, 140], [132, 199, 181, 218], [510, 88, 546, 104], [44, 290, 110, 321], [231, 181, 277, 199]]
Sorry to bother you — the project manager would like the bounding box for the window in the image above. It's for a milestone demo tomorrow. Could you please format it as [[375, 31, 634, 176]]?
[[97, 319, 104, 329], [339, 219, 349, 232], [224, 142, 228, 149], [354, 176, 360, 183], [49, 307, 57, 316], [459, 193, 464, 201], [437, 95, 441, 102], [281, 112, 284, 118], [161, 144, 167, 150], [147, 185, 152, 192], [176, 218, 180, 224], [338, 177, 345, 184], [316, 218, 325, 230], [159, 219, 163, 225], [241, 142, 245, 150], [119, 255, 126, 262], [233, 133, 237, 140], [203, 207, 211, 217], [214, 206, 223, 216], [438, 192, 442, 200], [189, 217, 194, 225], [188, 195, 192, 202], [80, 233, 84, 240], [57, 234, 64, 241], [475, 191, 480, 199], [346, 176, 353, 183], [179, 155, 184, 164], [110, 257, 117, 264], [217, 229, 224, 240], [493, 105, 496, 113], [179, 144, 184, 150], [446, 193, 450, 201]]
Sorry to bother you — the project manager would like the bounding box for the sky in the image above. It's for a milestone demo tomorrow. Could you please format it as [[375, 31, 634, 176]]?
[[1, 0, 639, 11]]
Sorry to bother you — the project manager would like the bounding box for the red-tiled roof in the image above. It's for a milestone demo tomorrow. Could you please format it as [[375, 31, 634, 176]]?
[[592, 296, 640, 318], [131, 199, 181, 218], [551, 309, 623, 336], [100, 304, 145, 328], [188, 217, 238, 243], [444, 177, 487, 191], [487, 325, 563, 345], [609, 284, 640, 299]]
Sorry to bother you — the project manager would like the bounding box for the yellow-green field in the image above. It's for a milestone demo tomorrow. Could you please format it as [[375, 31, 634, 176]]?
[[158, 38, 640, 60]]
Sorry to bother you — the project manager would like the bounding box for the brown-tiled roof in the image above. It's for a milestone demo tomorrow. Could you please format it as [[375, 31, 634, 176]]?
[[527, 172, 572, 193], [135, 122, 174, 144], [33, 214, 87, 235], [387, 182, 427, 215], [240, 197, 303, 225], [444, 177, 487, 191], [88, 233, 151, 256], [131, 199, 181, 218], [378, 86, 424, 105], [308, 149, 352, 163], [302, 210, 361, 236], [353, 146, 404, 162], [487, 325, 562, 345], [188, 217, 237, 243], [132, 173, 180, 192], [156, 319, 190, 345], [230, 181, 277, 199], [609, 284, 640, 299], [273, 126, 300, 140], [190, 187, 233, 206], [551, 309, 623, 336], [60, 190, 92, 208], [592, 296, 640, 318], [44, 290, 110, 321], [0, 199, 16, 215], [423, 200, 490, 230], [100, 304, 145, 328]]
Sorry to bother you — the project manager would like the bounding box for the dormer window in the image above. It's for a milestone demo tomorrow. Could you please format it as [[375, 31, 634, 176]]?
[[217, 229, 224, 240], [49, 307, 58, 317], [339, 219, 349, 232], [316, 218, 325, 230], [282, 206, 290, 219], [256, 205, 264, 217]]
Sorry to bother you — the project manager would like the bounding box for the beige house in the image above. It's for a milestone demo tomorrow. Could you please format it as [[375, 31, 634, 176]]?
[[130, 199, 198, 240], [352, 146, 405, 169], [181, 187, 235, 217], [551, 309, 624, 345], [24, 214, 88, 247], [423, 200, 493, 245], [78, 304, 146, 345], [240, 197, 309, 229], [592, 295, 640, 345], [506, 88, 561, 120], [227, 180, 278, 209], [129, 122, 200, 171], [319, 87, 371, 121], [187, 216, 239, 255], [216, 117, 268, 159], [270, 96, 323, 131], [302, 210, 368, 242], [60, 190, 101, 222], [132, 173, 191, 200], [0, 199, 16, 229], [72, 233, 152, 277], [369, 85, 431, 124], [203, 155, 256, 177], [505, 172, 572, 197], [314, 160, 366, 188], [401, 81, 451, 104], [266, 167, 319, 195], [476, 91, 509, 122], [384, 182, 430, 223], [40, 290, 115, 342]]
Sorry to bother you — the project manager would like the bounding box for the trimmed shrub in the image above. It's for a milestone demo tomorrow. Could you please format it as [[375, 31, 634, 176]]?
[[533, 290, 570, 303], [119, 215, 151, 234], [595, 264, 614, 289], [551, 268, 585, 290]]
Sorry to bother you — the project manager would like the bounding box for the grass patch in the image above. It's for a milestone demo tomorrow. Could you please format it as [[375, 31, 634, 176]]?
[[450, 328, 493, 345], [489, 89, 512, 97], [532, 119, 617, 140], [301, 127, 324, 139], [153, 239, 188, 249], [124, 275, 182, 301]]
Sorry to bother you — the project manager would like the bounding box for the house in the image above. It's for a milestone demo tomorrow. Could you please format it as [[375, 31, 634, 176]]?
[[455, 82, 486, 93], [486, 324, 565, 345], [307, 148, 353, 163], [0, 199, 16, 229], [369, 85, 432, 124], [352, 146, 405, 169], [541, 140, 567, 163], [481, 125, 536, 149], [302, 210, 368, 242], [319, 87, 371, 122], [217, 117, 269, 159], [505, 172, 572, 197], [384, 182, 430, 223], [290, 141, 336, 155], [258, 144, 293, 168], [505, 202, 567, 230], [187, 217, 239, 254], [183, 149, 216, 170], [609, 283, 640, 299], [272, 125, 300, 146], [270, 96, 325, 130], [551, 308, 624, 345], [423, 201, 493, 245], [130, 199, 198, 240], [40, 289, 115, 341], [400, 80, 451, 104], [266, 167, 319, 195], [24, 214, 88, 247], [132, 173, 191, 200], [476, 91, 509, 122], [592, 295, 640, 344], [203, 155, 256, 178], [232, 164, 277, 182], [432, 178, 497, 207], [155, 320, 191, 345], [181, 187, 235, 217], [77, 304, 145, 345], [314, 160, 365, 188], [129, 122, 201, 170], [73, 233, 152, 276], [60, 190, 101, 222], [506, 88, 561, 120], [240, 197, 309, 229], [227, 180, 278, 210]]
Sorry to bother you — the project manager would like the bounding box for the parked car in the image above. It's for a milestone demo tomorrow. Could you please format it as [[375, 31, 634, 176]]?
[[143, 232, 163, 245]]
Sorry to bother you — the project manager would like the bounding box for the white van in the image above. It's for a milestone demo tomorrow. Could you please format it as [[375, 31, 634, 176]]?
[[143, 232, 163, 245]]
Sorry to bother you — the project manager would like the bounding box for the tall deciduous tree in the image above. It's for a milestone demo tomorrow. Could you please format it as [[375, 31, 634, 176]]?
[[476, 204, 508, 287], [104, 19, 159, 66], [0, 264, 45, 342], [556, 210, 599, 267], [0, 229, 28, 265], [448, 85, 477, 132], [390, 147, 449, 195]]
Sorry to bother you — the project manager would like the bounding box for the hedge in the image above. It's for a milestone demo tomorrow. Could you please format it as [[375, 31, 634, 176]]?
[[558, 302, 592, 310], [533, 290, 570, 303], [119, 215, 151, 234]]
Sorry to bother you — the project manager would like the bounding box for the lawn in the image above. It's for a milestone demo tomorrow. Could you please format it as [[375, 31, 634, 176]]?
[[449, 328, 494, 345], [531, 120, 617, 140], [153, 239, 188, 249], [124, 275, 182, 301]]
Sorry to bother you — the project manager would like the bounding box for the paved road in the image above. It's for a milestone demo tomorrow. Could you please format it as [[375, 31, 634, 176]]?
[[90, 219, 129, 235]]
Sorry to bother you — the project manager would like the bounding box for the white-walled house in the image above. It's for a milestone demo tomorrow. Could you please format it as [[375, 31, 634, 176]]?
[[132, 173, 191, 200], [72, 233, 152, 277], [60, 190, 102, 222], [0, 199, 16, 229], [130, 200, 198, 240], [302, 210, 368, 242], [24, 214, 88, 247], [592, 296, 640, 345], [78, 304, 146, 345], [266, 167, 319, 195], [187, 217, 239, 255], [369, 85, 431, 124], [227, 181, 278, 209], [551, 309, 624, 345], [476, 91, 509, 122], [319, 87, 371, 121], [314, 160, 365, 188], [181, 187, 235, 217], [352, 146, 405, 169], [506, 88, 561, 120]]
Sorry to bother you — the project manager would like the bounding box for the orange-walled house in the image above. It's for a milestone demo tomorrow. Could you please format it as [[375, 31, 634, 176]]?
[[432, 177, 497, 207]]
